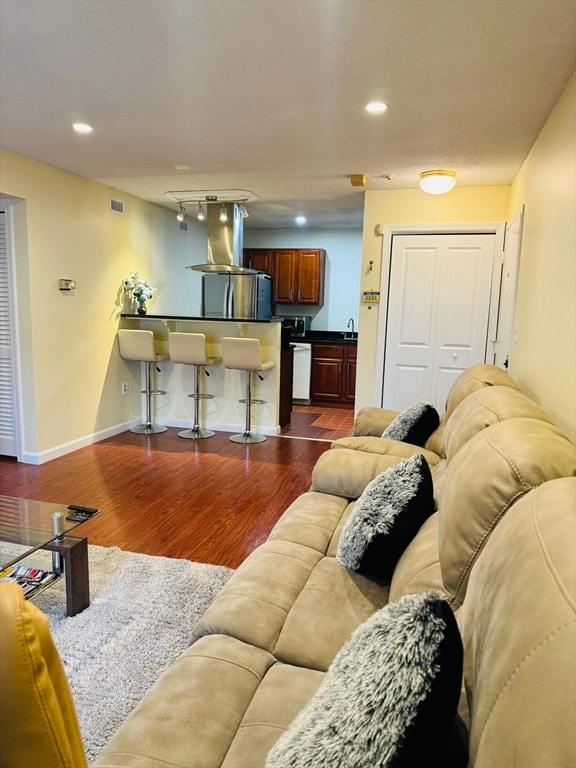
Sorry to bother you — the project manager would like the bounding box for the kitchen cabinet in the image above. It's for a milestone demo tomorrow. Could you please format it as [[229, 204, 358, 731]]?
[[243, 249, 274, 275], [274, 249, 325, 305], [279, 343, 294, 427], [310, 342, 356, 403], [242, 248, 325, 306]]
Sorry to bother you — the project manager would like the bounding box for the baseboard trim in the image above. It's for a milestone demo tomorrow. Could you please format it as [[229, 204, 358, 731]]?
[[19, 421, 138, 465], [19, 419, 279, 464]]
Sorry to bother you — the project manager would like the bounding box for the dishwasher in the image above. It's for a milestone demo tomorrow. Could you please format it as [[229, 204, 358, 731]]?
[[292, 343, 312, 401]]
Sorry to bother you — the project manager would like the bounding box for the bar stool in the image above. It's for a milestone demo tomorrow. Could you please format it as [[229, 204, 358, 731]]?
[[117, 329, 168, 435], [169, 332, 221, 439], [221, 337, 275, 444]]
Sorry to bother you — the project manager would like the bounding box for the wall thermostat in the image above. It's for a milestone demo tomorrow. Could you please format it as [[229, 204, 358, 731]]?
[[59, 279, 76, 291]]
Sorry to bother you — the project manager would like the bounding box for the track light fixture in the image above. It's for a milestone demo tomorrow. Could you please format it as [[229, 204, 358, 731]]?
[[197, 202, 206, 221], [219, 204, 228, 222], [176, 204, 186, 221], [239, 203, 249, 219]]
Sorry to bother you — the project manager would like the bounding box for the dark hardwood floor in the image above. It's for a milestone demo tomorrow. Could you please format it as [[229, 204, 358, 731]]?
[[0, 430, 331, 569]]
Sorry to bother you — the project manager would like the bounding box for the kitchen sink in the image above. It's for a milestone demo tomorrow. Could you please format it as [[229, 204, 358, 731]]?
[[304, 330, 358, 343]]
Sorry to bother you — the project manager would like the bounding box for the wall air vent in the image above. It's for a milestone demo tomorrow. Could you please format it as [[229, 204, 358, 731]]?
[[178, 220, 188, 233], [109, 198, 124, 214]]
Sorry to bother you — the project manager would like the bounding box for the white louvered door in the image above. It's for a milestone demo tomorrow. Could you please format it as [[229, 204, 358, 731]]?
[[0, 210, 18, 457]]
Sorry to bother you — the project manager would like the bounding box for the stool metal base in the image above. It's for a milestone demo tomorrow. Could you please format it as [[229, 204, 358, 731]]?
[[178, 427, 215, 440], [130, 423, 168, 435], [229, 432, 267, 444]]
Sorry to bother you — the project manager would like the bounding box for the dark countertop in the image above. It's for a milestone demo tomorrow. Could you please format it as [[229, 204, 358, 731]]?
[[121, 314, 281, 323], [291, 330, 358, 346]]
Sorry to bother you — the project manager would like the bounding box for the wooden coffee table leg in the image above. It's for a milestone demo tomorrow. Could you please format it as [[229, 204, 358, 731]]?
[[45, 535, 90, 616]]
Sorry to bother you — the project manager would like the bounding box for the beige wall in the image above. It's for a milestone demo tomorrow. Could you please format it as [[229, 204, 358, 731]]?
[[508, 75, 575, 441], [0, 151, 206, 460], [357, 74, 575, 443]]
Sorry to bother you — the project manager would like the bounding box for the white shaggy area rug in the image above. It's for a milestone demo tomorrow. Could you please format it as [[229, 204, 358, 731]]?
[[14, 544, 233, 765]]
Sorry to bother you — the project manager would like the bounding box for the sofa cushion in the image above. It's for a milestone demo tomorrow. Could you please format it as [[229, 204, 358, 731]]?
[[442, 386, 555, 461], [443, 363, 521, 419], [191, 539, 389, 671], [274, 557, 389, 671], [191, 540, 324, 653], [94, 634, 325, 768], [336, 454, 434, 581], [266, 492, 351, 554], [456, 478, 576, 767], [389, 512, 444, 602], [381, 400, 440, 446], [439, 418, 576, 609], [266, 591, 464, 768]]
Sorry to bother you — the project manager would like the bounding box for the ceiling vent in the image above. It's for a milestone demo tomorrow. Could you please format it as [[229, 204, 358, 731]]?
[[109, 198, 124, 214]]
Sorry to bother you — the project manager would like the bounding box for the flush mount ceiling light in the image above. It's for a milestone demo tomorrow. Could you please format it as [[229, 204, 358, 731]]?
[[72, 122, 93, 134], [419, 170, 456, 195], [295, 215, 307, 226], [365, 101, 388, 114], [176, 204, 186, 221]]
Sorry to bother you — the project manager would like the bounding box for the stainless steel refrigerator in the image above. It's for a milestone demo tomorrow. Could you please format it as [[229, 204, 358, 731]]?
[[202, 272, 273, 320]]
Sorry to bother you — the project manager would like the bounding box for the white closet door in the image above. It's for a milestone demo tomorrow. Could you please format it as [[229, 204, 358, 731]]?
[[383, 233, 496, 413], [0, 210, 18, 457]]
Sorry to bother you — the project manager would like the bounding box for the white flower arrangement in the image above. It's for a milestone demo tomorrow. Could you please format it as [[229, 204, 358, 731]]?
[[123, 271, 157, 310]]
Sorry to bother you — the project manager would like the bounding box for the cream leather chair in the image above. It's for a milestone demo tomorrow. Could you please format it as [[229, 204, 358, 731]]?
[[221, 337, 275, 444], [117, 329, 169, 435], [169, 332, 221, 439], [0, 583, 88, 768]]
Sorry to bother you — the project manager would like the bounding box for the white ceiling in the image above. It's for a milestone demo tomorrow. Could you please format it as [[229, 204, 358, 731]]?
[[1, 0, 574, 229]]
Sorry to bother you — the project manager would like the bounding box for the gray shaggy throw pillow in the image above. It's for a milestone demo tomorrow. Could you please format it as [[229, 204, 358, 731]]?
[[336, 453, 434, 581], [266, 591, 464, 768], [382, 400, 440, 446]]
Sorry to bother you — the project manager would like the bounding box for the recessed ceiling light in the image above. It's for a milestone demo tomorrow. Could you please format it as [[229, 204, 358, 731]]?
[[365, 101, 388, 114], [295, 215, 307, 226], [72, 122, 93, 134]]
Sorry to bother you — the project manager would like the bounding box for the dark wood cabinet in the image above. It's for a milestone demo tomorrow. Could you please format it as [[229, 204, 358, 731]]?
[[274, 248, 325, 305], [243, 249, 274, 275], [279, 344, 294, 427], [310, 343, 356, 403], [343, 344, 357, 401], [242, 248, 325, 306]]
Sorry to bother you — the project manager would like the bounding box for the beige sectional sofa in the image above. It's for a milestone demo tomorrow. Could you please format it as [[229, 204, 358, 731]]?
[[94, 365, 576, 768]]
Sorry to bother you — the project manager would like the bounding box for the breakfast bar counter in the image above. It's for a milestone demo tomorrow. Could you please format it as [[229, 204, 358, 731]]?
[[119, 315, 286, 436]]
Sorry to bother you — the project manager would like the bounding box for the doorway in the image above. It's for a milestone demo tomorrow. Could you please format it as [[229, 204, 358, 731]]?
[[0, 208, 19, 457], [375, 224, 506, 413]]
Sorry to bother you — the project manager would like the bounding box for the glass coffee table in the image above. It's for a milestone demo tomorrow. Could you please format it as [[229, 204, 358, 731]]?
[[0, 495, 101, 616]]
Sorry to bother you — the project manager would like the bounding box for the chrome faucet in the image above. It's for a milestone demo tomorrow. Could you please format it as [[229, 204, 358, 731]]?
[[346, 318, 355, 337]]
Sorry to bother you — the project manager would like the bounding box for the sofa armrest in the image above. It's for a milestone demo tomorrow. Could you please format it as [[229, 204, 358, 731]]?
[[332, 435, 441, 465], [351, 406, 400, 436], [311, 447, 435, 500]]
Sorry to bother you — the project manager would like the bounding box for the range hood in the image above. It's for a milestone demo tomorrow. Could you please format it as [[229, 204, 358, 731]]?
[[186, 202, 256, 274]]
